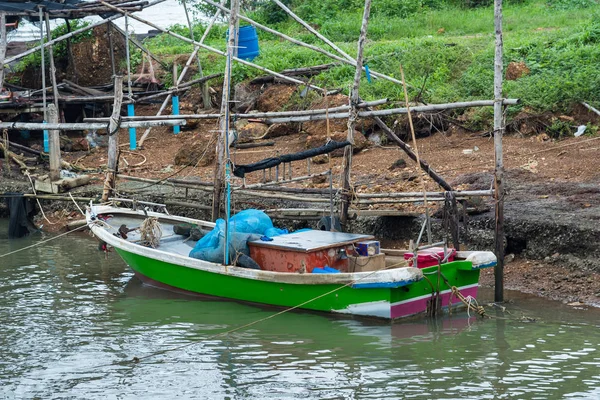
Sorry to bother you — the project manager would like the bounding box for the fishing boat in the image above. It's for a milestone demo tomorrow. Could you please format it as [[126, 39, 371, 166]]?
[[87, 204, 496, 320]]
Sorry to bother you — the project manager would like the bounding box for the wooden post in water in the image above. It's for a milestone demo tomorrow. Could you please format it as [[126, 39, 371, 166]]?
[[102, 76, 124, 202], [340, 0, 372, 226], [48, 104, 61, 181], [0, 13, 7, 91], [493, 0, 505, 303], [212, 0, 239, 221]]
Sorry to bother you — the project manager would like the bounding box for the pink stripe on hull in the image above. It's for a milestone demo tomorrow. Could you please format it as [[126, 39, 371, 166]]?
[[391, 286, 479, 319]]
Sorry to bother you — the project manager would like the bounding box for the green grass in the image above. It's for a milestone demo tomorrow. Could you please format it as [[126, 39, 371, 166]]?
[[14, 0, 600, 123], [142, 0, 600, 118]]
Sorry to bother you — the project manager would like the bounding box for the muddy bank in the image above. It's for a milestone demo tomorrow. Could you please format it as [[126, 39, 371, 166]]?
[[480, 257, 600, 307]]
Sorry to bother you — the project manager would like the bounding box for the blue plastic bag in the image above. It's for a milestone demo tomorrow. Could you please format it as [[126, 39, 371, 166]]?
[[189, 209, 285, 263]]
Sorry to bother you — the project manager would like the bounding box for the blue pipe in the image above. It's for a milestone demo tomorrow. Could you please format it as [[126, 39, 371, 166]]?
[[43, 121, 49, 153], [172, 96, 180, 134], [128, 104, 136, 150]]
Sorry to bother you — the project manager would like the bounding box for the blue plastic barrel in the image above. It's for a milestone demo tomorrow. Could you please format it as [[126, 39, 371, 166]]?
[[236, 25, 259, 61]]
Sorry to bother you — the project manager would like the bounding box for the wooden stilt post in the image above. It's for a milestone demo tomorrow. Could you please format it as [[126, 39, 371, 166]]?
[[0, 13, 7, 91], [493, 0, 505, 303], [38, 7, 49, 153], [48, 104, 61, 181], [212, 0, 239, 221], [340, 0, 372, 226], [102, 76, 124, 203]]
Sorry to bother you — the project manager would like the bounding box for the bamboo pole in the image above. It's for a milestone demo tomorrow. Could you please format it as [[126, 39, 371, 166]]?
[[356, 190, 492, 199], [401, 64, 431, 242], [48, 104, 61, 181], [88, 98, 388, 121], [136, 0, 226, 148], [64, 19, 79, 83], [235, 190, 330, 203], [237, 171, 330, 189], [44, 13, 60, 113], [0, 120, 186, 131], [182, 0, 211, 109], [5, 15, 117, 65], [264, 99, 520, 123], [111, 22, 168, 69], [213, 0, 239, 221], [38, 8, 48, 133], [98, 1, 324, 91], [493, 0, 505, 303], [102, 76, 124, 202], [2, 0, 166, 65], [107, 22, 116, 77], [271, 0, 354, 62], [581, 102, 600, 117], [202, 0, 408, 89], [341, 0, 371, 226]]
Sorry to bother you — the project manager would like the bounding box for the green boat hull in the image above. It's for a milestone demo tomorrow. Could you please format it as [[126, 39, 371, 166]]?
[[116, 248, 482, 320]]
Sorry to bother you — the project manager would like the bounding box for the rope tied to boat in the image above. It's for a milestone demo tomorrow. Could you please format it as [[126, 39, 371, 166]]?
[[451, 285, 486, 318], [139, 217, 162, 248]]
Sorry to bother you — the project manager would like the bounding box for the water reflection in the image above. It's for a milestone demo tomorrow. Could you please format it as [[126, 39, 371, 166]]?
[[1, 219, 600, 399]]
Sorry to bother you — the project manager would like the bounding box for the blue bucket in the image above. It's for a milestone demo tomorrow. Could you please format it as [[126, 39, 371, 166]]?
[[236, 25, 259, 61]]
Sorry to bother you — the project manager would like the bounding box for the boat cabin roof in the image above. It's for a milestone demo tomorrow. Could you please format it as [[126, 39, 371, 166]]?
[[248, 230, 374, 252]]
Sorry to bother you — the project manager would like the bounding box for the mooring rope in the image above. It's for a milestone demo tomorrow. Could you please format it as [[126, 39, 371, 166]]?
[[95, 267, 386, 367]]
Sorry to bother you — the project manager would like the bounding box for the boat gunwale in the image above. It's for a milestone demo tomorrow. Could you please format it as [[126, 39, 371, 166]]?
[[86, 206, 424, 287]]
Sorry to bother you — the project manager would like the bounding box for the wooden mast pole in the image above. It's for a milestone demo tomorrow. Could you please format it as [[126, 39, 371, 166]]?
[[493, 0, 505, 303], [340, 0, 372, 226], [212, 0, 239, 221]]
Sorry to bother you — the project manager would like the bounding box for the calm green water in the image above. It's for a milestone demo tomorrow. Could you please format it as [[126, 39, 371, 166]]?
[[1, 220, 600, 399]]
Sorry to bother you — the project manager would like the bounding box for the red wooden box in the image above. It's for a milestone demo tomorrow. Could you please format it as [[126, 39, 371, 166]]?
[[248, 230, 374, 273], [403, 247, 456, 269]]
